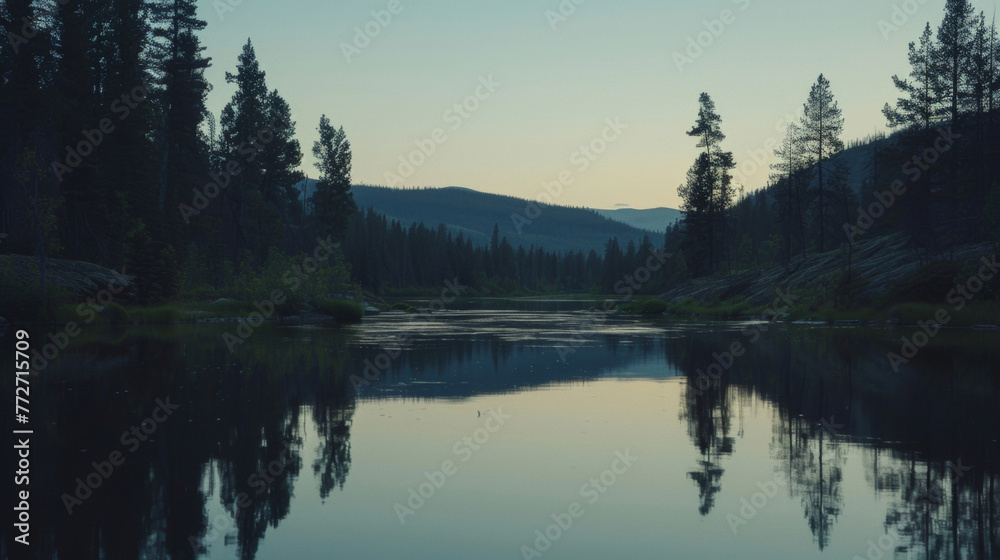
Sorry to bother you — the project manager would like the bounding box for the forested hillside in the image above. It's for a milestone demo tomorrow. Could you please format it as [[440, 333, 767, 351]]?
[[297, 181, 659, 254], [663, 1, 1000, 298]]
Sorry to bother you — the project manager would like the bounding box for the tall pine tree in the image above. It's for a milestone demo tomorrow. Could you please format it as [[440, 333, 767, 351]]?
[[681, 93, 735, 276], [799, 74, 844, 253], [884, 23, 942, 131], [310, 115, 356, 242]]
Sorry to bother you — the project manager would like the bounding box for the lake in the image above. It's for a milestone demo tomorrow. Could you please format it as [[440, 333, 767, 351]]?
[[3, 307, 999, 559]]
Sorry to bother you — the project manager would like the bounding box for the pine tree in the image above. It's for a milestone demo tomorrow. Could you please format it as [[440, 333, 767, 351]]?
[[260, 90, 303, 224], [106, 0, 184, 300], [799, 74, 844, 253], [53, 0, 100, 258], [771, 123, 809, 262], [1, 0, 54, 266], [934, 0, 975, 124], [600, 237, 623, 293], [679, 153, 715, 276], [149, 0, 211, 222], [968, 14, 992, 120], [884, 23, 941, 131], [828, 158, 856, 280], [681, 93, 735, 276], [310, 115, 356, 241], [220, 39, 271, 263], [966, 13, 997, 215]]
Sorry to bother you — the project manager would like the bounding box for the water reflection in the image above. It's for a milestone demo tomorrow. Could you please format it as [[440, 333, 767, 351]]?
[[1, 312, 997, 559], [670, 325, 999, 558]]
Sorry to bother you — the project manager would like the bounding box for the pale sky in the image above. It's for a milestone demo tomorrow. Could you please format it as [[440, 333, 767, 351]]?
[[198, 0, 999, 210]]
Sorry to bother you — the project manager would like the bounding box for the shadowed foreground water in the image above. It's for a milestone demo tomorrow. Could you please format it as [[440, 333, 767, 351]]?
[[2, 309, 999, 559]]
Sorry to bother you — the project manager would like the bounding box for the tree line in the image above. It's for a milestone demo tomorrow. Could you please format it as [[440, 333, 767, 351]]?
[[342, 208, 681, 295], [1, 0, 354, 303], [6, 0, 998, 304], [672, 0, 1000, 286]]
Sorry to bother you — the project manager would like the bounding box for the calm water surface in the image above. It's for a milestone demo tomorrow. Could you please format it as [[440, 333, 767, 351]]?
[[3, 308, 999, 559]]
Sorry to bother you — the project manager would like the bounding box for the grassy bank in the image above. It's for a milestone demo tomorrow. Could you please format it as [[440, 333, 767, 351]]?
[[619, 256, 1000, 327], [0, 250, 368, 326]]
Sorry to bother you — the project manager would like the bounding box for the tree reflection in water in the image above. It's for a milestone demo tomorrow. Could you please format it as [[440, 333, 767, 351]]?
[[3, 318, 997, 559]]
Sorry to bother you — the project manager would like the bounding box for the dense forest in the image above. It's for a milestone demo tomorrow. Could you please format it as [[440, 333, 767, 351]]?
[[0, 0, 356, 308], [341, 209, 676, 295], [2, 0, 999, 311], [330, 183, 661, 254], [0, 0, 636, 306]]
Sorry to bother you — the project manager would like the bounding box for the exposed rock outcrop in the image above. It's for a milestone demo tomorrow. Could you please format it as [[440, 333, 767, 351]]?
[[1, 254, 137, 300], [660, 234, 996, 305]]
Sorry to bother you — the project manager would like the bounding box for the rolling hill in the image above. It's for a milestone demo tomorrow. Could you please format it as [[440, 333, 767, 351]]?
[[296, 181, 676, 254]]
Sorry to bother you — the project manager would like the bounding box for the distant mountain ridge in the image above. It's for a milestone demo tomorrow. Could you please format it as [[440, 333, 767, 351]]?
[[295, 181, 677, 254], [594, 207, 682, 233]]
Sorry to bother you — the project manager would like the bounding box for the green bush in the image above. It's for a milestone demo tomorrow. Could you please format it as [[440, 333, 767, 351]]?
[[315, 297, 364, 323], [389, 302, 417, 313]]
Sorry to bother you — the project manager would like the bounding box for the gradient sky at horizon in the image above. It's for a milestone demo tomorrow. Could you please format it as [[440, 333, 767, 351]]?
[[197, 0, 999, 210]]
